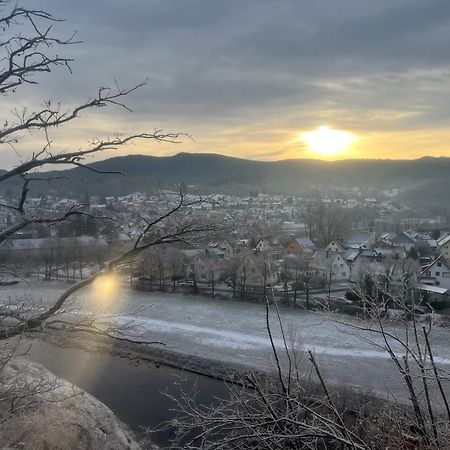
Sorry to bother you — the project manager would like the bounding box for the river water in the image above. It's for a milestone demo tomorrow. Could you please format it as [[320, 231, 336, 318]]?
[[26, 339, 231, 447], [5, 280, 450, 443]]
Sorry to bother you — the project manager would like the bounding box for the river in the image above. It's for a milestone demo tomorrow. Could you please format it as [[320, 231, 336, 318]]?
[[5, 280, 450, 427], [26, 339, 231, 448]]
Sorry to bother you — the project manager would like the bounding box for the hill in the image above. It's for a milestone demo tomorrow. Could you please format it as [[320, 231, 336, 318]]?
[[1, 153, 449, 213]]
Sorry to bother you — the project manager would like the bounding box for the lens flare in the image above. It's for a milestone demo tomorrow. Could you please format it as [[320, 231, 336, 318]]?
[[91, 272, 122, 309]]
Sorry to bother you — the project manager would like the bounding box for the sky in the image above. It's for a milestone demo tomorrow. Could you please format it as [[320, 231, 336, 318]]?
[[2, 0, 450, 167]]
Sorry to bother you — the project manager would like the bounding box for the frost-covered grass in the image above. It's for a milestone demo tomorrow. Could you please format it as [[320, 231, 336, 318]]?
[[3, 279, 450, 401]]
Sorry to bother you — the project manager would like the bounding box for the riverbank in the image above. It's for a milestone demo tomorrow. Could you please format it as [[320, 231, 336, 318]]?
[[33, 328, 387, 409], [0, 358, 144, 449], [5, 280, 450, 402], [34, 328, 264, 385], [24, 333, 234, 448], [26, 330, 435, 450]]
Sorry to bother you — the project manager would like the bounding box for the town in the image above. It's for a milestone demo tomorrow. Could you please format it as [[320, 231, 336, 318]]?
[[4, 0, 450, 448], [1, 189, 448, 318]]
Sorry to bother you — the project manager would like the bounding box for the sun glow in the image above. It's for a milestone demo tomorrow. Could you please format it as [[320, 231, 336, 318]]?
[[92, 272, 122, 309], [301, 126, 355, 158]]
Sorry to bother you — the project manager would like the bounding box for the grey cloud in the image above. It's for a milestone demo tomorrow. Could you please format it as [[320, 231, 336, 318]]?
[[2, 0, 450, 162], [225, 0, 450, 73]]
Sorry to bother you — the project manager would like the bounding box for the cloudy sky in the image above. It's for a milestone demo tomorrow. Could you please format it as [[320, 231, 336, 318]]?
[[2, 0, 450, 166]]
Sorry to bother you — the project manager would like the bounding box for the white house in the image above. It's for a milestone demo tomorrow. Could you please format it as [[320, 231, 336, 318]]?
[[207, 238, 236, 259], [310, 250, 351, 281], [255, 238, 272, 252], [419, 256, 450, 290], [437, 234, 450, 259]]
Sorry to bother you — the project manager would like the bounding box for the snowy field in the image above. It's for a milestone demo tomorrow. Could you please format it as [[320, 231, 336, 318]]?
[[3, 279, 450, 401]]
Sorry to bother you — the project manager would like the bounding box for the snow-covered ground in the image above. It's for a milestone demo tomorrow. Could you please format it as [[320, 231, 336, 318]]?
[[3, 279, 450, 401]]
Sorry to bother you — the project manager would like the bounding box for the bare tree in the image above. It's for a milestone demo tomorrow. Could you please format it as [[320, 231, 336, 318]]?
[[303, 200, 349, 247], [0, 1, 207, 337], [0, 1, 186, 242], [224, 254, 243, 298], [166, 298, 370, 450], [0, 3, 222, 435], [281, 254, 310, 306], [168, 272, 450, 449], [204, 257, 221, 297]]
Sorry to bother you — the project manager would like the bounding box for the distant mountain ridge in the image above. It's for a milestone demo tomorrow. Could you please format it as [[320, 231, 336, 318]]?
[[48, 152, 450, 185], [1, 153, 449, 213]]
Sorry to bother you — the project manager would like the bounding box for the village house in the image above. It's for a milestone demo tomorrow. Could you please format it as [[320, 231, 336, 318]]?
[[349, 251, 387, 285], [309, 249, 351, 281], [287, 236, 316, 255], [437, 234, 450, 259], [205, 246, 225, 259], [325, 240, 347, 253], [419, 255, 450, 290], [343, 231, 376, 249], [255, 237, 272, 252], [206, 237, 236, 259], [378, 232, 397, 245], [392, 231, 417, 253], [254, 237, 281, 253], [343, 248, 360, 264], [372, 240, 407, 259]]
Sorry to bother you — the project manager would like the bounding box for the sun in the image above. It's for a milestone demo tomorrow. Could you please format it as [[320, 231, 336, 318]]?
[[301, 126, 355, 158]]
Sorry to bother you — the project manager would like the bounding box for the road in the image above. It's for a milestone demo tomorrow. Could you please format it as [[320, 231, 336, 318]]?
[[2, 279, 450, 403]]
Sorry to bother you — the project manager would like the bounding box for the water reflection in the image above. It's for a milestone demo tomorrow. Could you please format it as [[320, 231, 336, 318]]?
[[27, 339, 230, 446]]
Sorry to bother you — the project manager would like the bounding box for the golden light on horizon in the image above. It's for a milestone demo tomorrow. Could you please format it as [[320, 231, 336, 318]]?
[[301, 126, 356, 158]]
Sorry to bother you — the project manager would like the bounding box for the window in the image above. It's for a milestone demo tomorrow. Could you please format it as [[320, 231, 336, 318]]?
[[443, 272, 450, 278], [436, 281, 440, 286], [438, 262, 442, 267], [436, 272, 440, 276], [426, 270, 431, 277]]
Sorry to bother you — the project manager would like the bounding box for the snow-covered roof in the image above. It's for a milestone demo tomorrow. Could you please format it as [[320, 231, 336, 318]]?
[[421, 255, 449, 273], [416, 283, 448, 295], [373, 246, 406, 258], [394, 231, 417, 244], [437, 234, 450, 247], [344, 231, 374, 246], [379, 232, 397, 244], [426, 240, 438, 248], [294, 236, 316, 251], [310, 249, 349, 270], [344, 249, 359, 262]]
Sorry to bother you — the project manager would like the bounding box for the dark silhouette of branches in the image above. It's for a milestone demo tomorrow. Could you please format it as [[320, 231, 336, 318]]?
[[0, 2, 77, 96], [167, 271, 450, 449], [0, 1, 223, 346]]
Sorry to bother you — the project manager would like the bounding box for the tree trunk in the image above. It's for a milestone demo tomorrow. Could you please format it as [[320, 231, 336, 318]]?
[[306, 280, 310, 309]]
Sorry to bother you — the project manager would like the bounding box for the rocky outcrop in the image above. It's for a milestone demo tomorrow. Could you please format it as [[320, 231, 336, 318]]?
[[0, 359, 144, 450]]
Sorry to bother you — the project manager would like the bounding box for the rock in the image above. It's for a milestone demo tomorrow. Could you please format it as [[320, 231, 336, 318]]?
[[0, 358, 144, 450]]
